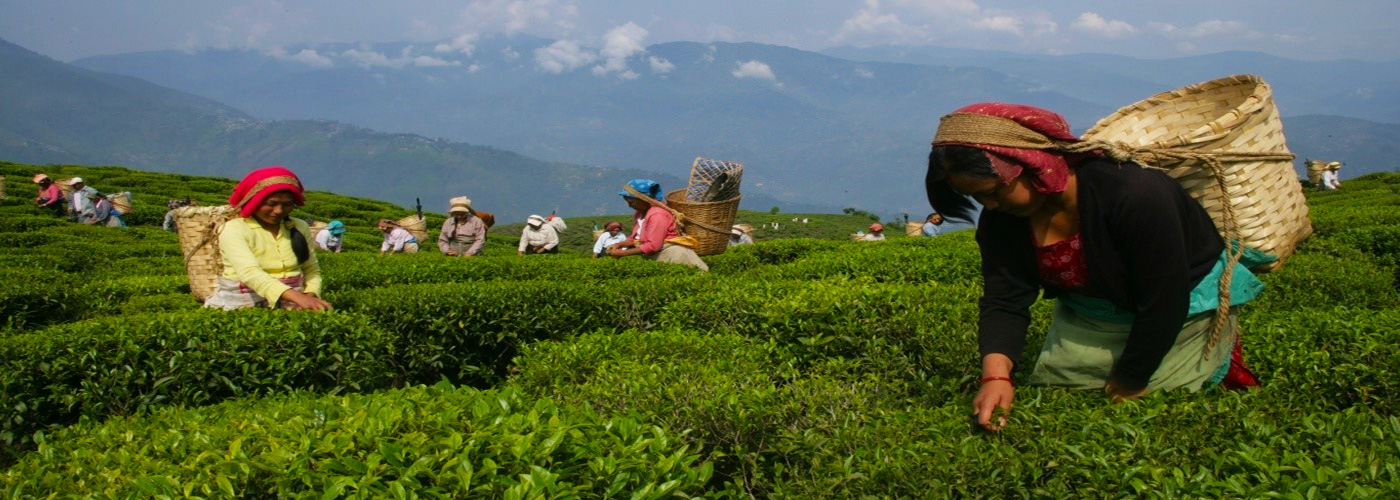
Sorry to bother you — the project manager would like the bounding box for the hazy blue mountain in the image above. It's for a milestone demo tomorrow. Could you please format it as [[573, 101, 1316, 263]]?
[[1283, 115, 1400, 177], [6, 37, 819, 221], [75, 36, 1115, 217]]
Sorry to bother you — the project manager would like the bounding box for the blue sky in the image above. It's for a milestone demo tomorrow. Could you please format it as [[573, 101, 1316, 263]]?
[[2, 0, 1397, 62]]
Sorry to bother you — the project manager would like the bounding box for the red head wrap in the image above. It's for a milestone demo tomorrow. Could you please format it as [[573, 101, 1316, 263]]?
[[935, 103, 1080, 194], [230, 166, 305, 217]]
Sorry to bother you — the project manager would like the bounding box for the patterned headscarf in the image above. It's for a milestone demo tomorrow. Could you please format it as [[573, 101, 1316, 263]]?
[[229, 166, 305, 217], [933, 103, 1081, 194]]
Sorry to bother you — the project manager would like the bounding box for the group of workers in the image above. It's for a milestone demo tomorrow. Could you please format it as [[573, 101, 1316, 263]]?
[[43, 99, 1282, 430], [31, 174, 128, 227]]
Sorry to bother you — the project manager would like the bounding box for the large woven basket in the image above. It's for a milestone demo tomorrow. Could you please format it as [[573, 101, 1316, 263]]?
[[905, 222, 923, 237], [1081, 74, 1310, 272], [397, 215, 429, 244], [665, 189, 740, 257], [109, 192, 133, 214], [174, 205, 240, 301]]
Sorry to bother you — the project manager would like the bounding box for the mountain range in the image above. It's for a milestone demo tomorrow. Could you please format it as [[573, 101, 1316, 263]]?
[[3, 34, 1398, 220]]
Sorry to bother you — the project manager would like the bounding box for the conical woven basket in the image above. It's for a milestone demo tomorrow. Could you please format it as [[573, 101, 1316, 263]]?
[[664, 189, 740, 257], [174, 205, 240, 301], [397, 215, 429, 244], [109, 192, 133, 214], [1304, 159, 1328, 186], [1081, 74, 1310, 272], [905, 222, 923, 237]]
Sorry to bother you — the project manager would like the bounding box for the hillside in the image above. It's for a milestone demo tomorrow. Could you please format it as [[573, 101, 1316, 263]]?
[[2, 161, 1399, 495], [4, 37, 842, 221]]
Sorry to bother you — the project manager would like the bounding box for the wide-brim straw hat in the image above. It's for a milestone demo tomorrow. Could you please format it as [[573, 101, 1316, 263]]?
[[32, 173, 50, 184], [449, 196, 472, 214]]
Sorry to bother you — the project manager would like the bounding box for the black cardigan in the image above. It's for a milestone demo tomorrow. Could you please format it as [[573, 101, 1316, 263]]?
[[975, 158, 1224, 390]]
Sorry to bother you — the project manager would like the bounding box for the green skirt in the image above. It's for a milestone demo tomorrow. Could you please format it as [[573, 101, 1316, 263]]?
[[1027, 303, 1236, 392]]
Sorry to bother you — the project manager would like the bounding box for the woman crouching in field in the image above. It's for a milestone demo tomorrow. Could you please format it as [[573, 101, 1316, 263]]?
[[204, 166, 330, 311], [925, 103, 1264, 432]]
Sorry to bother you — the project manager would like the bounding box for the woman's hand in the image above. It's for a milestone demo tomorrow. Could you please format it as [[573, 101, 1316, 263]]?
[[972, 380, 1014, 432], [972, 353, 1016, 432], [280, 289, 332, 312], [1105, 380, 1149, 403]]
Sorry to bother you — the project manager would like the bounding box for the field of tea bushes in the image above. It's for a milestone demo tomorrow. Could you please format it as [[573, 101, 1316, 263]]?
[[1, 161, 1397, 498]]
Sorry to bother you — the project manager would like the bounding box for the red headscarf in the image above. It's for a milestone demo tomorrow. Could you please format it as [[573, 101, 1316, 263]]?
[[230, 166, 305, 217], [936, 103, 1080, 194]]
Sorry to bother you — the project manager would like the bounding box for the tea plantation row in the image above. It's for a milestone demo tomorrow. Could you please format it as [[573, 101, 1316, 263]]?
[[1, 163, 1398, 497]]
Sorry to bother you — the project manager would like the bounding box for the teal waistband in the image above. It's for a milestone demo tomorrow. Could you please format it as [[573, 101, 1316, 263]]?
[[1060, 242, 1275, 324]]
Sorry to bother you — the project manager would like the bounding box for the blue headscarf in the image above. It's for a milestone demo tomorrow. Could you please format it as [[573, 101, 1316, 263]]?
[[619, 179, 661, 200], [326, 220, 347, 235]]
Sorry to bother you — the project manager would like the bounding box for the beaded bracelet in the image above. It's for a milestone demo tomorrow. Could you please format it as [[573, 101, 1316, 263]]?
[[978, 375, 1014, 386]]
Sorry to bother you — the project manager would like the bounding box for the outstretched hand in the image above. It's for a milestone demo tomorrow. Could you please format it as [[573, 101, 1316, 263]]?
[[972, 380, 1014, 432], [1105, 380, 1148, 403]]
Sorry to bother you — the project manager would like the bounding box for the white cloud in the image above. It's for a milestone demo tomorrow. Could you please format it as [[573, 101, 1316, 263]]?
[[732, 60, 777, 82], [1187, 20, 1246, 37], [855, 67, 874, 78], [413, 55, 460, 67], [458, 0, 578, 35], [468, 63, 482, 73], [649, 56, 675, 74], [534, 39, 596, 73], [501, 46, 521, 60], [265, 46, 334, 68], [1072, 12, 1136, 38], [592, 22, 648, 78], [1147, 22, 1178, 34], [833, 0, 926, 43], [341, 48, 408, 69], [434, 33, 479, 55], [699, 45, 717, 63], [972, 15, 1024, 36]]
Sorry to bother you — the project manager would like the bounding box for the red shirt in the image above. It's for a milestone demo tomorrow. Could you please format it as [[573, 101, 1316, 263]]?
[[631, 205, 679, 255], [1035, 232, 1089, 292]]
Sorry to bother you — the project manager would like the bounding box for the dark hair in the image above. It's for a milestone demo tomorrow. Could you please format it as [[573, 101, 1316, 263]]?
[[286, 220, 311, 264], [925, 144, 998, 221]]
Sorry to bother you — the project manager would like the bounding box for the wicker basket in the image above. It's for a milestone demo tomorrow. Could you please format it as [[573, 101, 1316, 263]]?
[[665, 189, 741, 256], [905, 222, 923, 237], [592, 229, 605, 240], [109, 192, 133, 214], [1081, 74, 1310, 272], [174, 205, 240, 301], [684, 157, 744, 202], [397, 215, 429, 243], [309, 220, 329, 235]]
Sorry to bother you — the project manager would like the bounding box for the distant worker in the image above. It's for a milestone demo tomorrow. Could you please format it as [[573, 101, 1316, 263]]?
[[518, 214, 560, 255], [922, 212, 945, 237], [85, 192, 126, 227], [32, 174, 67, 217], [163, 199, 193, 232], [315, 220, 347, 253], [204, 166, 329, 311], [728, 224, 754, 246], [439, 196, 487, 257], [591, 221, 627, 258], [861, 223, 886, 241], [607, 179, 709, 271], [1321, 162, 1342, 190], [67, 177, 98, 222], [378, 219, 420, 254]]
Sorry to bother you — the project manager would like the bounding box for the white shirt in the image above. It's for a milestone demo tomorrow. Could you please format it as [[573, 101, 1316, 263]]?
[[593, 230, 628, 254]]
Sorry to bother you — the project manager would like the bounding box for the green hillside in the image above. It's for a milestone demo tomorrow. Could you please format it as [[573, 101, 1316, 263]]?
[[2, 162, 1399, 496]]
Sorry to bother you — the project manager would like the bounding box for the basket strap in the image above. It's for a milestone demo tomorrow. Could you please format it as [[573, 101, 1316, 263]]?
[[1062, 141, 1296, 355], [184, 220, 223, 265], [622, 185, 731, 236]]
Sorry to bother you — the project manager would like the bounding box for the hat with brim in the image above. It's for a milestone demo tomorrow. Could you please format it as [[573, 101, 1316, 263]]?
[[327, 220, 347, 235], [32, 173, 50, 184], [66, 177, 84, 186], [527, 214, 545, 227], [449, 196, 472, 214]]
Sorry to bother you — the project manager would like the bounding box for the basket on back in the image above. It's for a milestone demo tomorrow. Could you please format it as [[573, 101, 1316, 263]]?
[[905, 222, 923, 237], [397, 215, 429, 243], [665, 189, 741, 257], [108, 192, 133, 214], [1081, 74, 1309, 272], [173, 205, 240, 301]]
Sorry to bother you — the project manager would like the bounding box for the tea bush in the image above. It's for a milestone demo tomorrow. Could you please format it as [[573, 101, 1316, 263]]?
[[1, 384, 715, 498], [0, 309, 396, 451]]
